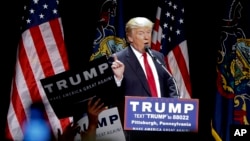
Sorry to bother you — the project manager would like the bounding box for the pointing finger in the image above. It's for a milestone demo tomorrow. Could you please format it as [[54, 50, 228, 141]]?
[[113, 53, 117, 61]]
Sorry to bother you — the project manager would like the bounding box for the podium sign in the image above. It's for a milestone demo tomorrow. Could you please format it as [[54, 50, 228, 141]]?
[[124, 96, 199, 132]]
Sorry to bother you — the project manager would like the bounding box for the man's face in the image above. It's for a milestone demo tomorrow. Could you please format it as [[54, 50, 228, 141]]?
[[128, 27, 152, 53]]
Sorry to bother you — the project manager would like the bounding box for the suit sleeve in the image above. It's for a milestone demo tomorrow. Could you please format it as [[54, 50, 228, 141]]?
[[166, 76, 180, 98]]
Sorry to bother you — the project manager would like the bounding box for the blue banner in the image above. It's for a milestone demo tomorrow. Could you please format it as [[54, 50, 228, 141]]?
[[124, 96, 199, 132]]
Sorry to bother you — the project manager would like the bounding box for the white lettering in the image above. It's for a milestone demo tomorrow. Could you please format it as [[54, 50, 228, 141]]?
[[169, 103, 181, 113], [184, 104, 194, 113], [130, 101, 139, 111], [142, 102, 152, 112], [234, 129, 247, 136]]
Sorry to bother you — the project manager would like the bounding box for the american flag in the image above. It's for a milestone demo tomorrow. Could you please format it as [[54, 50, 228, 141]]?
[[5, 0, 72, 140], [151, 0, 191, 98]]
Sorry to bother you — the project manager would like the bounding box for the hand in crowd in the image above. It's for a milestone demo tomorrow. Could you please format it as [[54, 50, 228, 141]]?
[[57, 122, 80, 141], [57, 97, 107, 141], [80, 97, 107, 141]]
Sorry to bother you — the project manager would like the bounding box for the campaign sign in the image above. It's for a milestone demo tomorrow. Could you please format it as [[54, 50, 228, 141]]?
[[74, 107, 126, 141], [124, 96, 199, 132], [40, 56, 117, 118]]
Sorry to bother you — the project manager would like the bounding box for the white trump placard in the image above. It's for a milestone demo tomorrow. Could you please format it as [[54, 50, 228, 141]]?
[[74, 107, 126, 141]]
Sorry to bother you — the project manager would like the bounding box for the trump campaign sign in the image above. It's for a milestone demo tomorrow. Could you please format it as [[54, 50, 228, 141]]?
[[124, 96, 199, 132], [40, 56, 117, 118], [74, 107, 126, 141]]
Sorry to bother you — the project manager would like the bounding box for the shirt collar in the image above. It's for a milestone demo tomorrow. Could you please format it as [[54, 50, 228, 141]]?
[[130, 45, 144, 59]]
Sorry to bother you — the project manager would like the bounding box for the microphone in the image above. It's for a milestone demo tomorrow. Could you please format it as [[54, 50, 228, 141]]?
[[144, 45, 156, 59], [144, 45, 180, 98], [144, 45, 165, 67], [145, 45, 164, 66]]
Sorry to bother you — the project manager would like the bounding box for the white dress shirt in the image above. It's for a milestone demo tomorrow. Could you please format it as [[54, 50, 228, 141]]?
[[131, 46, 161, 98]]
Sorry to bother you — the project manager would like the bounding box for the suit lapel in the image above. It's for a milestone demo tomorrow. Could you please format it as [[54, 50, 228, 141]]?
[[125, 47, 151, 96]]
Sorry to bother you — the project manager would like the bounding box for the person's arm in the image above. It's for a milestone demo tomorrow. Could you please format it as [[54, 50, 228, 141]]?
[[166, 76, 180, 98], [57, 122, 80, 141], [157, 51, 180, 98], [113, 75, 123, 87], [80, 98, 107, 141], [57, 98, 106, 141]]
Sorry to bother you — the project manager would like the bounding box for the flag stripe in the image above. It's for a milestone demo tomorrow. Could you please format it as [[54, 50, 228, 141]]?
[[173, 42, 191, 97], [26, 22, 71, 136], [6, 103, 24, 139], [43, 19, 72, 134], [166, 44, 191, 99], [151, 7, 161, 51], [7, 56, 31, 139], [30, 26, 55, 77], [48, 19, 69, 73]]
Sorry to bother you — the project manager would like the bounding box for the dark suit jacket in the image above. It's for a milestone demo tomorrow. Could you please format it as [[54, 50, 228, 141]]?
[[112, 46, 180, 141], [114, 45, 179, 98]]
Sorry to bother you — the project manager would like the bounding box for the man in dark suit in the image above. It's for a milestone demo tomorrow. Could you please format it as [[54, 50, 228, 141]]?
[[110, 17, 180, 140], [111, 17, 179, 98]]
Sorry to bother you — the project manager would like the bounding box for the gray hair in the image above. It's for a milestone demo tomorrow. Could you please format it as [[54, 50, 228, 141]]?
[[125, 17, 154, 35]]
